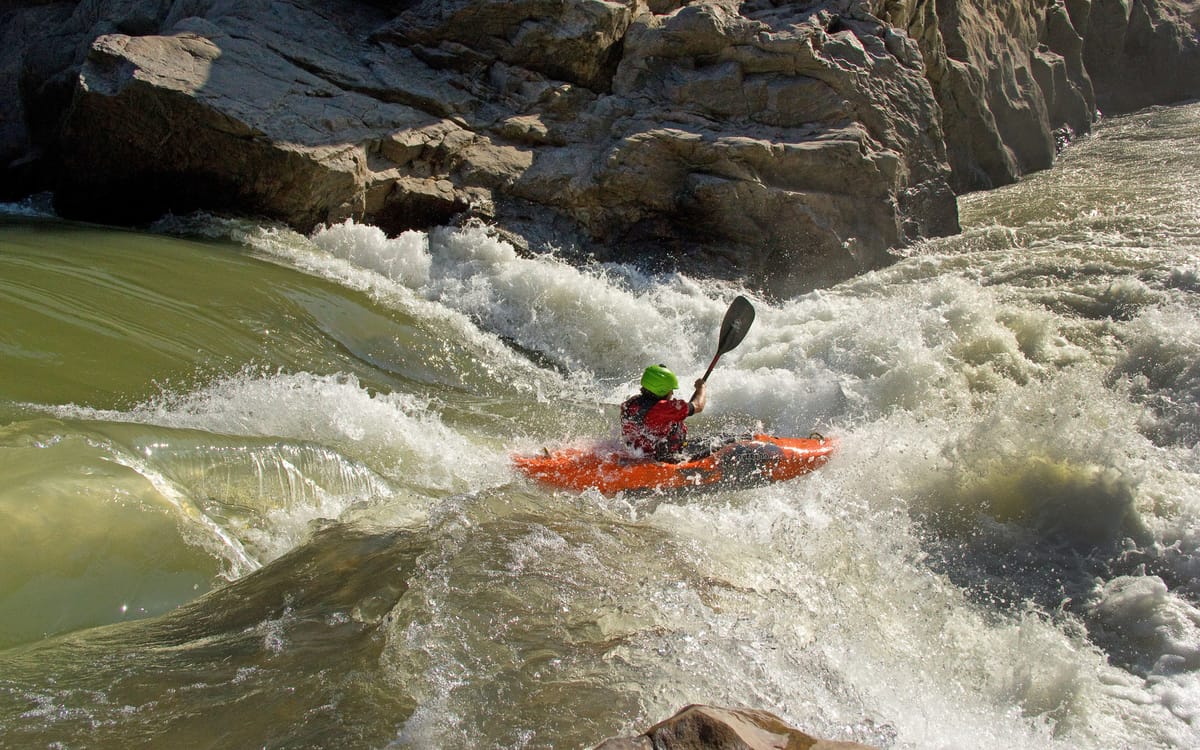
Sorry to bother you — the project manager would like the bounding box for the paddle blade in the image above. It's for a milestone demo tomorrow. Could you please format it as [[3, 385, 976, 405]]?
[[701, 295, 755, 383], [715, 295, 755, 355]]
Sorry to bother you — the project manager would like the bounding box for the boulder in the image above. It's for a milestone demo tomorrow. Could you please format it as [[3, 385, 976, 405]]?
[[509, 0, 961, 293], [593, 704, 878, 750]]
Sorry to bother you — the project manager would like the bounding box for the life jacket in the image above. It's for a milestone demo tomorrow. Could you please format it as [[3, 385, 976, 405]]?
[[621, 391, 691, 461]]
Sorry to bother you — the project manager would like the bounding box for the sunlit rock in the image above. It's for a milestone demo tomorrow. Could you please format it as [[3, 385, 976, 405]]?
[[594, 704, 879, 750]]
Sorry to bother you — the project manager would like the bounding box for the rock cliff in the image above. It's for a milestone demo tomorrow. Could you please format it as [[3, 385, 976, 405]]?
[[2, 1, 1198, 295]]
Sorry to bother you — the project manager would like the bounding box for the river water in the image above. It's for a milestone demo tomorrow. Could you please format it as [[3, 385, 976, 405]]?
[[1, 102, 1199, 749]]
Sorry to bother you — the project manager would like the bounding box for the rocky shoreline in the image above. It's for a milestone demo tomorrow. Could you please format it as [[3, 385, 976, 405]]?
[[3, 1, 1199, 295]]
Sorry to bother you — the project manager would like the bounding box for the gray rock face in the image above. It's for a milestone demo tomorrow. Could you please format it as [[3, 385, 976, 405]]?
[[2, 1, 1198, 294], [1081, 0, 1200, 114]]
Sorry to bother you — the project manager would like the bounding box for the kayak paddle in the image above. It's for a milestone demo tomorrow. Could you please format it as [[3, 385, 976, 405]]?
[[700, 295, 755, 383]]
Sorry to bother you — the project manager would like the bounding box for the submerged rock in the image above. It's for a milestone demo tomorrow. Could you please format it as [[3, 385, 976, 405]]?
[[594, 704, 878, 750], [2, 1, 1198, 294]]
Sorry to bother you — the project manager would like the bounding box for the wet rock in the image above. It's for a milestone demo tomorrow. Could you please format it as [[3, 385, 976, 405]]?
[[594, 704, 878, 750]]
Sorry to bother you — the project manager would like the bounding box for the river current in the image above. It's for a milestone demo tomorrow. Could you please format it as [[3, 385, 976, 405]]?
[[2, 102, 1199, 749]]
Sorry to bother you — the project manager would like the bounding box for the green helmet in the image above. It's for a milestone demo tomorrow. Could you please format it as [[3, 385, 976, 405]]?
[[640, 364, 679, 397]]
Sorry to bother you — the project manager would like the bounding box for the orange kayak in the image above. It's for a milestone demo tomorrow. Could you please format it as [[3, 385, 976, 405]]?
[[512, 434, 835, 495]]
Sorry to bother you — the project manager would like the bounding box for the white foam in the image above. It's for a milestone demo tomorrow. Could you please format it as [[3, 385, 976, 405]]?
[[0, 197, 55, 218], [244, 219, 778, 396], [312, 220, 432, 288], [45, 369, 505, 491], [1116, 305, 1200, 446], [1090, 576, 1200, 675]]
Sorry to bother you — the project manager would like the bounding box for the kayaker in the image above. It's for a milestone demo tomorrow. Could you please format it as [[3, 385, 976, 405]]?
[[620, 364, 707, 462]]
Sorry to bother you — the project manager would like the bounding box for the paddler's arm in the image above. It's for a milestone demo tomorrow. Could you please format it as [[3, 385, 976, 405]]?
[[688, 378, 707, 415]]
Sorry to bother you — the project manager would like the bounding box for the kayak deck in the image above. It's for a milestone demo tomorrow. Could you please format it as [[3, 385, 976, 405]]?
[[512, 433, 835, 495]]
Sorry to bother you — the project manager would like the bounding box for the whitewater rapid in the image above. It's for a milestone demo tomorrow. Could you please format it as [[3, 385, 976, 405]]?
[[2, 102, 1200, 748]]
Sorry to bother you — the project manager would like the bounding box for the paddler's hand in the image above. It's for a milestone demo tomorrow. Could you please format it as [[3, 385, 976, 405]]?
[[689, 379, 708, 415]]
